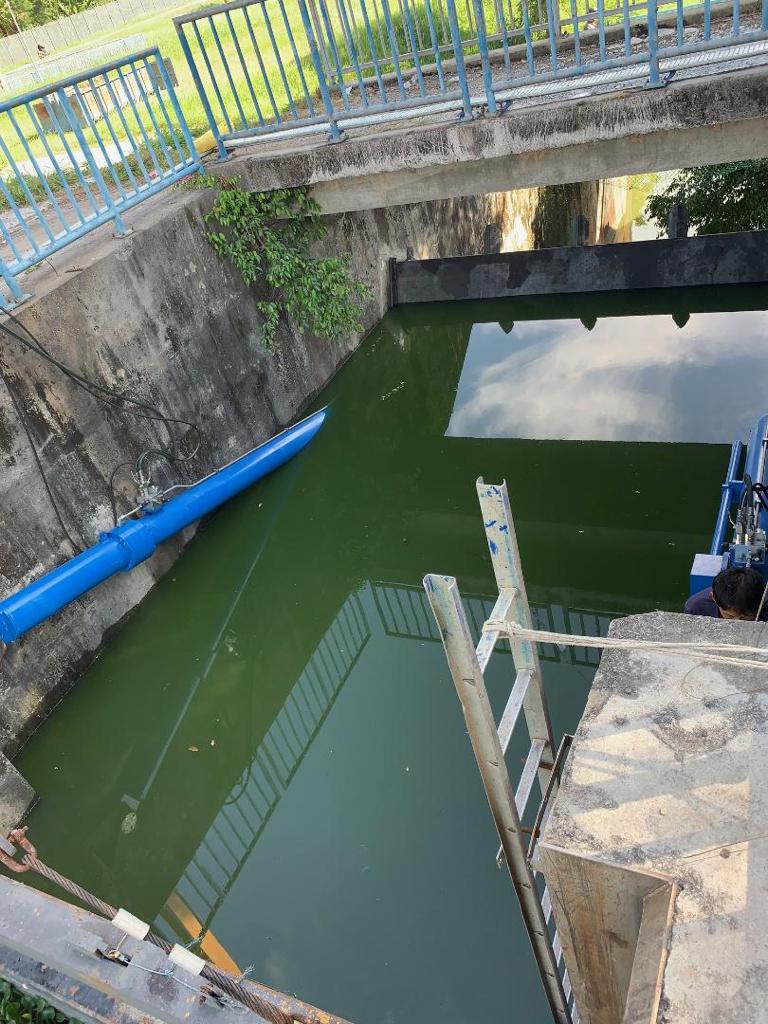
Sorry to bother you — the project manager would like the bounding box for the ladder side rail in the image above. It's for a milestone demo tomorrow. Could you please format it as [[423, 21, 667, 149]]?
[[424, 573, 572, 1024], [476, 477, 557, 793]]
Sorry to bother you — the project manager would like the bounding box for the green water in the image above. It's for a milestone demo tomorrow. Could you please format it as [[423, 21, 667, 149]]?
[[16, 289, 768, 1024]]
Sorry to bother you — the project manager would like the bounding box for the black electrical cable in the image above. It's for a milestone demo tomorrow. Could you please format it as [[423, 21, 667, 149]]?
[[136, 448, 191, 479], [0, 368, 81, 554], [0, 310, 206, 525], [740, 475, 754, 516], [753, 482, 768, 518], [0, 310, 203, 456]]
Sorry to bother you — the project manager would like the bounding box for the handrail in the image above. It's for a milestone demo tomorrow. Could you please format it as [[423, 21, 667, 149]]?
[[173, 0, 768, 157], [0, 46, 160, 112], [0, 45, 201, 310]]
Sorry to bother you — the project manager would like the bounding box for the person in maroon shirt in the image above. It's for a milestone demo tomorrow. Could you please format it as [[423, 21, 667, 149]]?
[[685, 566, 768, 620]]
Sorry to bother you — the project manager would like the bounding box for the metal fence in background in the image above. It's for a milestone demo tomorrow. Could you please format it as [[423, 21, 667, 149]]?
[[1, 35, 148, 95], [372, 580, 613, 665], [0, 47, 201, 310], [0, 0, 183, 69], [176, 0, 768, 153]]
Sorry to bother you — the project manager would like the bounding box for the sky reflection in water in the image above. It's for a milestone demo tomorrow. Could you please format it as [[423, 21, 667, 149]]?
[[447, 311, 768, 443]]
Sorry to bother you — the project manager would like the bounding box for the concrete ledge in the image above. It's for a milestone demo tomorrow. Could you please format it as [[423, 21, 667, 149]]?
[[225, 66, 768, 214], [392, 230, 768, 302], [0, 754, 34, 834], [0, 944, 164, 1024], [540, 611, 768, 1024], [0, 875, 257, 1024]]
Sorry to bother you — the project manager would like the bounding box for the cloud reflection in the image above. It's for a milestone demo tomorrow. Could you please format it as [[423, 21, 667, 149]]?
[[446, 312, 768, 443]]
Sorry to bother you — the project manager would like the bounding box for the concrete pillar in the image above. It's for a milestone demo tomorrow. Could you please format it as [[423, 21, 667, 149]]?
[[667, 202, 689, 238], [483, 222, 502, 254], [539, 611, 768, 1024]]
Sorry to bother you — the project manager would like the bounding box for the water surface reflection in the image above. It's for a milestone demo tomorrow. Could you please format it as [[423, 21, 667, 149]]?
[[448, 311, 768, 443]]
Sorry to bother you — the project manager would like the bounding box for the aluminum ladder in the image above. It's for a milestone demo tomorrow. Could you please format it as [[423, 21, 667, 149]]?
[[423, 478, 579, 1024]]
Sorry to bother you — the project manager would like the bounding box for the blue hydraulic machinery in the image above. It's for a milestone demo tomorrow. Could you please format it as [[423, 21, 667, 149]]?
[[690, 413, 768, 594]]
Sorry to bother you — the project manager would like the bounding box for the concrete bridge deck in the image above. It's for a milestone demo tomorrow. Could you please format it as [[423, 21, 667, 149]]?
[[222, 52, 768, 214]]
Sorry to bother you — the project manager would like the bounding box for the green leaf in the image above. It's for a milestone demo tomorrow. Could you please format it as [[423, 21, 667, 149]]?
[[196, 177, 368, 350]]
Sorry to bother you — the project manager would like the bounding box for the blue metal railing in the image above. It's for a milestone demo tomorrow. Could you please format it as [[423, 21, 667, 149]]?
[[0, 47, 201, 310], [3, 0, 765, 305], [176, 0, 768, 152]]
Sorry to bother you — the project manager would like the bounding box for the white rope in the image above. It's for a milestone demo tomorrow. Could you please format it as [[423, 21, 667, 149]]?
[[483, 619, 768, 672]]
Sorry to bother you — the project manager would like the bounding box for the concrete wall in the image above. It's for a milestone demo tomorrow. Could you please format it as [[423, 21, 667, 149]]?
[[0, 177, 621, 830], [392, 229, 768, 304]]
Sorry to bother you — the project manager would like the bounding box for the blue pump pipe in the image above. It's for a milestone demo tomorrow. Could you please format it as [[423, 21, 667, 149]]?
[[0, 407, 327, 645]]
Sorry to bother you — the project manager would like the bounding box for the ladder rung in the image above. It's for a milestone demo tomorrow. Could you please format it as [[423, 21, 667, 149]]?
[[553, 932, 563, 966], [476, 588, 516, 672], [496, 736, 547, 867], [563, 968, 572, 1001], [515, 738, 547, 816], [542, 886, 553, 924], [497, 669, 533, 753]]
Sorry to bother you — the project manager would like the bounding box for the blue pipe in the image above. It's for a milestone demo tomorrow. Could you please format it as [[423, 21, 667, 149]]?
[[0, 408, 327, 645]]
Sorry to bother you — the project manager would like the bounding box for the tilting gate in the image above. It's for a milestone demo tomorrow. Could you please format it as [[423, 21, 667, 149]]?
[[424, 479, 579, 1024]]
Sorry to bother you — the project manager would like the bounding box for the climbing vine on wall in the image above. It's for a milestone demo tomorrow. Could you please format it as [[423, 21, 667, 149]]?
[[0, 980, 76, 1024], [195, 175, 369, 349]]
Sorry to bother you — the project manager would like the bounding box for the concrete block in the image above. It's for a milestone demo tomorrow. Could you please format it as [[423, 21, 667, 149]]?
[[393, 231, 768, 304], [539, 611, 768, 1024], [0, 753, 34, 835], [225, 66, 768, 215]]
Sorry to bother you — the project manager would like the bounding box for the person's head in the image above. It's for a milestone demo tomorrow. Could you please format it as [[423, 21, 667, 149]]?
[[712, 567, 767, 620]]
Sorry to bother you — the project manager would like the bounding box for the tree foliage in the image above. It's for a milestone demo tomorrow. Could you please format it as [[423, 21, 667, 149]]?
[[0, 980, 76, 1024], [646, 161, 768, 236], [0, 0, 98, 35], [199, 175, 369, 349]]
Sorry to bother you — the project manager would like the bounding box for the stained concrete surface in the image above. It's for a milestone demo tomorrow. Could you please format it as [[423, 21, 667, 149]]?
[[392, 230, 768, 303], [0, 874, 259, 1024], [539, 611, 768, 1024]]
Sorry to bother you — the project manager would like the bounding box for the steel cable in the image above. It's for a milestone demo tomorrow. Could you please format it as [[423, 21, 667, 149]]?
[[16, 850, 296, 1024]]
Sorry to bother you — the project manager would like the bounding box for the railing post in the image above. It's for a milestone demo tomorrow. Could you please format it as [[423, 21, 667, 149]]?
[[296, 0, 341, 140], [0, 262, 30, 311], [154, 52, 203, 170], [174, 20, 229, 159], [646, 0, 663, 86], [471, 0, 497, 113], [444, 0, 473, 119]]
